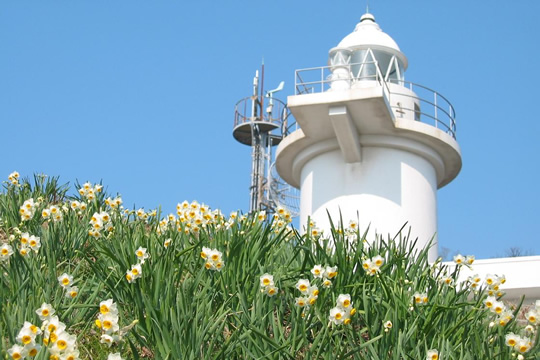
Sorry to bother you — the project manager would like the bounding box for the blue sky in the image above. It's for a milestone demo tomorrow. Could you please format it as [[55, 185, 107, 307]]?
[[1, 1, 539, 259]]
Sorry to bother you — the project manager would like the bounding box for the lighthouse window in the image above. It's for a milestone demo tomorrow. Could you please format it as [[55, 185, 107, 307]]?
[[350, 49, 403, 83]]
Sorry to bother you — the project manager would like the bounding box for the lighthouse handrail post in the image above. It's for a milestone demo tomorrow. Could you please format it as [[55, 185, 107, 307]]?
[[434, 92, 438, 129]]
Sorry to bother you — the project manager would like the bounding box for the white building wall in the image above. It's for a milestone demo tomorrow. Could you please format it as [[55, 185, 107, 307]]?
[[300, 144, 438, 261]]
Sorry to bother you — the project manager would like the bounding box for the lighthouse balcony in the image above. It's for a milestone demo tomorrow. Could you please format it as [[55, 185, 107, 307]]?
[[233, 95, 291, 146], [275, 64, 462, 191], [293, 63, 456, 139]]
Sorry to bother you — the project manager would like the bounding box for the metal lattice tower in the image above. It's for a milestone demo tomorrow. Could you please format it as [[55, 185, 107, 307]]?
[[233, 68, 297, 214]]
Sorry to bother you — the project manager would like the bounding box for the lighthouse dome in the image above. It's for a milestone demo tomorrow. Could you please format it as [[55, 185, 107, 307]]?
[[333, 13, 408, 71], [338, 14, 400, 51]]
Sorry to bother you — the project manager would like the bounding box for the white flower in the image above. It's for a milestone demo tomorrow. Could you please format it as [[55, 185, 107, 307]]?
[[135, 247, 150, 263], [295, 279, 310, 294], [336, 294, 352, 309], [0, 243, 14, 262], [453, 254, 465, 265], [310, 265, 325, 278], [108, 353, 124, 360], [325, 266, 338, 279], [426, 349, 439, 360], [100, 299, 118, 316], [260, 273, 274, 288], [58, 273, 74, 288], [101, 334, 115, 347], [36, 303, 55, 321], [329, 306, 345, 325]]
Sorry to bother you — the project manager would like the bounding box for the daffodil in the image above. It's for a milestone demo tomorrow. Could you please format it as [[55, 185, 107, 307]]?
[[260, 273, 274, 288], [135, 247, 149, 263], [36, 303, 55, 321], [100, 299, 118, 316], [337, 294, 351, 309], [329, 306, 345, 325], [310, 265, 324, 278], [58, 273, 74, 289], [426, 349, 439, 360], [7, 344, 25, 360], [0, 243, 14, 262], [295, 279, 310, 294]]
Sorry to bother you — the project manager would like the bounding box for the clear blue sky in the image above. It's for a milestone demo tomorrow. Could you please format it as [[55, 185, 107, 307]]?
[[1, 1, 539, 259]]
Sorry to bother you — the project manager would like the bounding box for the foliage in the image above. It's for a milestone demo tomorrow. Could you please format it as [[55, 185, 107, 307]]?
[[0, 173, 539, 359]]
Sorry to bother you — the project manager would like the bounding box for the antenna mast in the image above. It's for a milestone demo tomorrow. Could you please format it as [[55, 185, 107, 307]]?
[[233, 67, 290, 213]]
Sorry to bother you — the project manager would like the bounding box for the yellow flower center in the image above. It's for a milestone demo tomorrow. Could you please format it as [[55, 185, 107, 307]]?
[[431, 355, 438, 360], [309, 298, 316, 305], [211, 254, 219, 261], [70, 290, 77, 298], [263, 279, 270, 286], [103, 320, 112, 329], [100, 305, 109, 314], [28, 348, 38, 356], [508, 339, 516, 346], [13, 353, 22, 360], [42, 309, 49, 317], [131, 268, 139, 275], [350, 308, 357, 316], [57, 340, 67, 350], [22, 335, 32, 344], [344, 318, 351, 325], [49, 332, 58, 343], [335, 313, 342, 320], [136, 251, 143, 257], [328, 272, 337, 278], [1, 248, 8, 255], [48, 324, 57, 332], [343, 299, 350, 307], [95, 319, 102, 328], [205, 262, 212, 269], [62, 278, 70, 285], [299, 285, 307, 292], [268, 288, 276, 295]]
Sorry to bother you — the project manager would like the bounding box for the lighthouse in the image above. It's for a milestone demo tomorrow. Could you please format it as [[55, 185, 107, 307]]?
[[275, 13, 462, 261]]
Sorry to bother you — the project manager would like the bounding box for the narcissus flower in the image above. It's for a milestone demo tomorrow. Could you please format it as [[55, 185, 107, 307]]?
[[0, 243, 14, 262], [135, 247, 149, 263], [426, 349, 439, 360], [325, 266, 338, 279], [100, 299, 118, 316], [295, 279, 310, 294], [337, 294, 351, 309], [36, 303, 55, 321], [7, 344, 25, 360], [58, 273, 74, 288], [260, 273, 274, 287], [311, 265, 324, 278], [329, 306, 345, 325]]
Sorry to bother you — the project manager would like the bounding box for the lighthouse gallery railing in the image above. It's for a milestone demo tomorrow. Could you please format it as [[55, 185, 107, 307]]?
[[293, 63, 457, 139]]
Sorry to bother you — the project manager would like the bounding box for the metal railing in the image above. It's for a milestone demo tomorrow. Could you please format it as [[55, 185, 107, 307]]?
[[294, 64, 457, 138]]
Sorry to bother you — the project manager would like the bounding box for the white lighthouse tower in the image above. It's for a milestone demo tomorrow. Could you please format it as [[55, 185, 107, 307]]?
[[275, 13, 462, 261]]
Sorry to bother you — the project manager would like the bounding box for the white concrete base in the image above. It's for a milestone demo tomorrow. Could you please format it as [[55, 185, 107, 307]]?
[[444, 256, 540, 303]]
